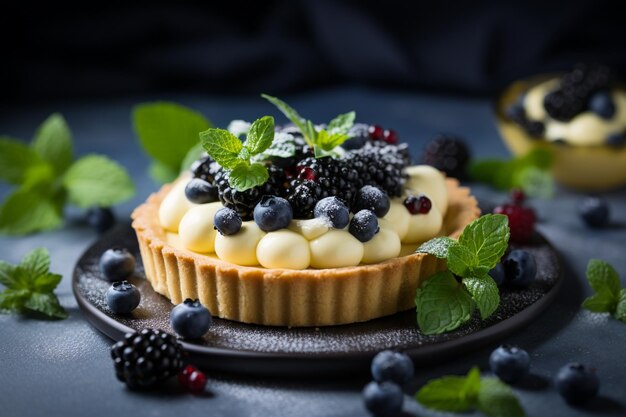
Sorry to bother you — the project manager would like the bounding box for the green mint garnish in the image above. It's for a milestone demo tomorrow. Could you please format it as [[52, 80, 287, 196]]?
[[416, 367, 524, 417], [470, 148, 554, 198], [199, 116, 275, 191], [132, 102, 213, 183], [261, 94, 355, 157], [415, 214, 510, 334], [0, 248, 67, 319], [582, 259, 626, 323], [0, 114, 135, 235]]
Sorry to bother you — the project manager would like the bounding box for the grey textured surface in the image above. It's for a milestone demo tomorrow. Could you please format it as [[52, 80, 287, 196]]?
[[1, 88, 626, 417]]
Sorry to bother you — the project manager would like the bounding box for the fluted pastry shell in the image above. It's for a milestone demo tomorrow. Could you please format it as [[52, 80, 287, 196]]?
[[131, 178, 479, 327]]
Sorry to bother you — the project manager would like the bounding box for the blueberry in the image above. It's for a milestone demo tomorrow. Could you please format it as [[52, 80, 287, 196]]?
[[589, 91, 615, 119], [362, 381, 404, 417], [488, 263, 506, 286], [607, 132, 626, 148], [170, 298, 212, 339], [253, 195, 293, 232], [214, 207, 242, 236], [343, 123, 369, 150], [555, 363, 600, 405], [349, 210, 379, 242], [106, 281, 140, 314], [489, 345, 530, 384], [185, 178, 218, 204], [353, 186, 390, 217], [314, 197, 350, 229], [86, 207, 115, 233], [371, 350, 414, 386], [579, 196, 610, 228], [506, 101, 526, 124], [99, 248, 136, 282], [503, 250, 536, 288]]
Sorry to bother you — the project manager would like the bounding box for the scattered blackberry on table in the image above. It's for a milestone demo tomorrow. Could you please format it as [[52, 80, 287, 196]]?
[[555, 363, 600, 405], [371, 350, 414, 386], [421, 134, 470, 179], [106, 281, 141, 315], [579, 196, 610, 228], [170, 299, 212, 339], [185, 178, 218, 204], [213, 207, 242, 236], [362, 381, 404, 417], [99, 248, 136, 282], [110, 329, 184, 389], [86, 207, 116, 233], [489, 345, 530, 384]]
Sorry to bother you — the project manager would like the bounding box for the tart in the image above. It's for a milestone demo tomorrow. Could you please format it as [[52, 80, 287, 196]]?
[[495, 63, 626, 191], [131, 101, 480, 326]]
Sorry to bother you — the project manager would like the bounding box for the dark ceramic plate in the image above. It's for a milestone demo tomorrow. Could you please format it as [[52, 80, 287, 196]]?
[[73, 224, 562, 377]]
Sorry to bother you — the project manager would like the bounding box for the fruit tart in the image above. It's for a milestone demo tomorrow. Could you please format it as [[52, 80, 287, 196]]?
[[132, 96, 479, 326], [496, 63, 626, 191]]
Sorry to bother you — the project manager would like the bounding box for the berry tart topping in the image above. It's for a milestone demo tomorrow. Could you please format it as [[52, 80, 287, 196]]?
[[253, 195, 294, 232], [178, 364, 207, 394], [555, 363, 600, 405], [579, 196, 610, 228], [110, 329, 184, 389], [607, 132, 626, 148], [99, 247, 136, 282], [370, 350, 414, 386], [353, 185, 390, 218], [106, 281, 141, 315], [503, 250, 537, 288], [349, 210, 379, 242], [313, 196, 350, 229], [403, 194, 432, 215], [86, 207, 116, 233], [489, 345, 530, 384], [421, 134, 471, 179], [170, 299, 212, 339], [213, 207, 242, 236], [184, 178, 219, 204], [589, 90, 616, 119]]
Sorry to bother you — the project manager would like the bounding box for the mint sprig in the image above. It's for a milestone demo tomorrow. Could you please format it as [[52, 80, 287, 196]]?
[[132, 102, 213, 183], [199, 116, 275, 191], [582, 259, 626, 323], [261, 94, 355, 157], [416, 367, 524, 417], [0, 248, 67, 319], [0, 114, 135, 235], [415, 214, 510, 334], [470, 148, 554, 198]]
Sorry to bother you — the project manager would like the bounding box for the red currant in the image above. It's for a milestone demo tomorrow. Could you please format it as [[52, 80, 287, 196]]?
[[187, 370, 207, 393], [511, 189, 525, 205], [403, 195, 432, 215], [368, 125, 384, 141], [178, 364, 196, 387], [297, 166, 316, 181], [383, 129, 399, 144], [493, 203, 536, 244]]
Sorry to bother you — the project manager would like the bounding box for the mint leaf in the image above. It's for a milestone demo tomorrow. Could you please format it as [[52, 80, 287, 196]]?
[[261, 94, 308, 136], [244, 116, 275, 155], [317, 130, 348, 151], [327, 111, 355, 134], [463, 366, 482, 403], [24, 292, 68, 319], [415, 271, 474, 334], [0, 188, 63, 235], [516, 166, 554, 199], [34, 273, 62, 293], [199, 128, 243, 169], [616, 289, 626, 323], [228, 163, 269, 192], [583, 288, 616, 313], [587, 259, 621, 298], [62, 155, 135, 208], [20, 247, 50, 279], [0, 288, 30, 312], [464, 275, 500, 319], [149, 160, 179, 184], [447, 243, 478, 277], [458, 214, 509, 271], [0, 137, 45, 185], [255, 132, 297, 160], [133, 102, 211, 181], [476, 377, 524, 417], [469, 160, 507, 186], [32, 113, 73, 175], [0, 261, 16, 287], [416, 236, 457, 259], [416, 375, 471, 412], [522, 148, 553, 169]]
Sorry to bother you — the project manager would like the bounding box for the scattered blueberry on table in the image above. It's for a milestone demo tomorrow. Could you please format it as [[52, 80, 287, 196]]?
[[170, 299, 213, 339], [99, 247, 136, 282]]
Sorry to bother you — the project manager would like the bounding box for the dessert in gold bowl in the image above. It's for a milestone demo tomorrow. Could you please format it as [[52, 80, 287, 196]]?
[[132, 97, 480, 326], [495, 63, 626, 191]]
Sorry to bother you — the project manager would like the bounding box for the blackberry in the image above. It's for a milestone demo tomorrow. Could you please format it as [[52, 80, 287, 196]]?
[[215, 164, 287, 220], [296, 156, 359, 203], [421, 134, 470, 179], [287, 180, 322, 219], [110, 329, 183, 389], [343, 143, 409, 197], [190, 155, 220, 183]]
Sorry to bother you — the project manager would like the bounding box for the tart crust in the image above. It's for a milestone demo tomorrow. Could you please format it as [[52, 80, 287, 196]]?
[[131, 178, 479, 327]]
